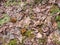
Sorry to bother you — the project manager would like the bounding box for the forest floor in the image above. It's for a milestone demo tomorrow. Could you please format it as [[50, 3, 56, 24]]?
[[0, 0, 60, 45]]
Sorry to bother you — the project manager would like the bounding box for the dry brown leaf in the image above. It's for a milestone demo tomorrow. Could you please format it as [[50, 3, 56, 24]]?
[[20, 28, 26, 34], [10, 17, 17, 23]]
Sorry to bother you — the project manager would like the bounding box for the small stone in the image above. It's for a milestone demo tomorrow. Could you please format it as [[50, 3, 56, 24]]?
[[23, 17, 31, 28], [56, 0, 60, 7], [20, 2, 25, 7], [58, 3, 60, 7], [33, 7, 40, 13], [35, 7, 40, 12], [36, 33, 42, 38], [9, 34, 14, 39]]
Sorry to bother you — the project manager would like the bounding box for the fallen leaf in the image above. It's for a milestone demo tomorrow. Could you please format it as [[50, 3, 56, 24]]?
[[20, 28, 26, 34], [10, 17, 17, 23]]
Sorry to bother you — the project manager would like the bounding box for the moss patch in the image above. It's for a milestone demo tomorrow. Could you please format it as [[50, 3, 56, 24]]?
[[50, 5, 60, 15], [8, 39, 17, 45], [0, 14, 10, 26]]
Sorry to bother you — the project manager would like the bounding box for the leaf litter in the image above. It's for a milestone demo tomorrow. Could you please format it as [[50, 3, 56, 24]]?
[[0, 0, 60, 45]]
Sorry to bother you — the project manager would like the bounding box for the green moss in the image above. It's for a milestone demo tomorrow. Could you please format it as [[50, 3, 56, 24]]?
[[50, 5, 60, 15], [57, 22, 60, 28], [56, 41, 60, 45], [55, 15, 60, 29], [0, 14, 10, 26], [38, 28, 43, 34], [4, 0, 21, 6], [25, 30, 33, 37], [52, 33, 60, 45], [34, 0, 43, 4], [4, 0, 11, 6], [8, 39, 17, 45], [53, 38, 60, 45], [39, 38, 47, 45], [56, 16, 60, 21], [39, 39, 44, 43]]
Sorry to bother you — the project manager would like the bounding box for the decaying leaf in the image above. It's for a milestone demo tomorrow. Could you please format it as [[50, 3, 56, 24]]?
[[20, 28, 27, 34], [10, 17, 17, 23]]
